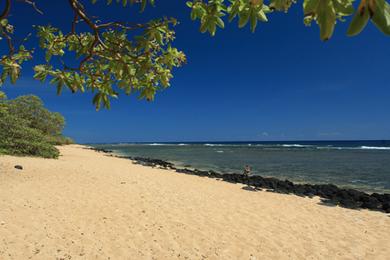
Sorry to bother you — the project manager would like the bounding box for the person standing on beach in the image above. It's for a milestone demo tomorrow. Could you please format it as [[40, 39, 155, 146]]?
[[243, 165, 251, 186]]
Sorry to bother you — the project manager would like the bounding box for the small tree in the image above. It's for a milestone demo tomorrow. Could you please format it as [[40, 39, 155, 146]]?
[[0, 0, 389, 109], [7, 95, 65, 136], [0, 95, 72, 158], [0, 104, 60, 158]]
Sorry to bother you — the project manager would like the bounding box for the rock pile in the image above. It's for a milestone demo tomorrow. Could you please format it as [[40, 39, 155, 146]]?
[[89, 147, 390, 213], [132, 157, 390, 213]]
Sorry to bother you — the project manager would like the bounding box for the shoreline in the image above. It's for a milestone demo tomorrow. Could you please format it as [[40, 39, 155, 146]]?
[[89, 147, 390, 213], [1, 144, 390, 259]]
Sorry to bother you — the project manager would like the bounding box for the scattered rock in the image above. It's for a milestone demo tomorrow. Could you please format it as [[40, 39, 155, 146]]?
[[382, 202, 390, 213], [125, 156, 176, 169], [88, 147, 113, 153], [14, 165, 23, 170], [88, 148, 390, 213], [361, 197, 381, 210]]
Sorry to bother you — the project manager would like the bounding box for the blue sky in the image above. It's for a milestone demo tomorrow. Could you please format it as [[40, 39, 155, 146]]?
[[2, 1, 390, 143]]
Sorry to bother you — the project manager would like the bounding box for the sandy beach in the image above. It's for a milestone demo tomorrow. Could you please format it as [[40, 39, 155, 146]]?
[[0, 145, 389, 259]]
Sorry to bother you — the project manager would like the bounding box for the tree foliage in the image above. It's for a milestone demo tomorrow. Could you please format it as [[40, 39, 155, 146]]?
[[0, 0, 389, 109], [7, 95, 65, 137], [0, 95, 73, 158]]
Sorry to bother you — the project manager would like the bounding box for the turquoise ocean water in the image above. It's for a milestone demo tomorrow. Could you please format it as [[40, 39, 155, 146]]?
[[91, 141, 390, 193]]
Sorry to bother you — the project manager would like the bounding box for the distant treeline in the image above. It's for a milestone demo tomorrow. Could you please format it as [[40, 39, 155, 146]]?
[[0, 94, 73, 158]]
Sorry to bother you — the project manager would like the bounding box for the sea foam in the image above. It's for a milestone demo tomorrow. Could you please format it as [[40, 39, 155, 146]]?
[[360, 146, 390, 150]]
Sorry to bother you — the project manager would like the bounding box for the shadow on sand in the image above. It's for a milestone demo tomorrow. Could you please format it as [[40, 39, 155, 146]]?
[[242, 185, 258, 192]]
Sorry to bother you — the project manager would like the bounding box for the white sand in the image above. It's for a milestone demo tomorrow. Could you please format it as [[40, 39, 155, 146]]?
[[0, 145, 389, 259]]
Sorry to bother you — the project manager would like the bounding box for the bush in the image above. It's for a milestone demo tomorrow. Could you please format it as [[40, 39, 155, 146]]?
[[0, 95, 70, 158], [46, 135, 75, 145], [7, 95, 65, 136]]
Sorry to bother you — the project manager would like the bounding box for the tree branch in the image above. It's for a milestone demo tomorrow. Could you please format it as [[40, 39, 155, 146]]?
[[16, 0, 43, 15], [1, 30, 14, 55], [71, 13, 78, 33], [97, 21, 147, 30], [68, 0, 97, 30], [0, 0, 11, 19], [68, 0, 103, 71], [0, 0, 14, 56]]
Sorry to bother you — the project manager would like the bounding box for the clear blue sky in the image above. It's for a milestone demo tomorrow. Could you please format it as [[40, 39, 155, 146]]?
[[2, 1, 390, 143]]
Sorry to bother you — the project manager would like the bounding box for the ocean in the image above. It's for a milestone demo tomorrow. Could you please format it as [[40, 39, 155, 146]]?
[[91, 140, 390, 193]]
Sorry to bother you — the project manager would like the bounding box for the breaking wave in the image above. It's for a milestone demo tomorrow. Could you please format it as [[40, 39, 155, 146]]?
[[359, 146, 390, 150]]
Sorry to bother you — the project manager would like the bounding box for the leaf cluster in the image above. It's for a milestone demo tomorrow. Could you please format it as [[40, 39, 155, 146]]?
[[0, 0, 389, 110], [187, 0, 390, 40], [0, 17, 33, 85], [33, 17, 185, 110]]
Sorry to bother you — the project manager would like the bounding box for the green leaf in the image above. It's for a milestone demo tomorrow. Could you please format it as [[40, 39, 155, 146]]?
[[270, 0, 295, 12], [347, 4, 370, 36], [0, 19, 8, 27], [141, 0, 147, 12], [186, 1, 193, 8], [333, 0, 354, 16], [371, 0, 390, 35], [92, 93, 102, 110], [250, 10, 258, 32], [317, 0, 336, 40], [216, 17, 225, 28], [228, 2, 240, 22], [190, 8, 197, 20], [238, 10, 250, 28], [257, 9, 268, 22], [209, 20, 217, 36], [10, 64, 20, 84], [304, 0, 320, 15], [45, 52, 52, 62], [200, 19, 208, 33], [56, 80, 63, 95]]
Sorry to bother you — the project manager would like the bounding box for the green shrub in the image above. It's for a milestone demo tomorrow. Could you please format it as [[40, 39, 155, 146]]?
[[46, 135, 75, 145], [0, 95, 70, 158], [7, 95, 65, 136]]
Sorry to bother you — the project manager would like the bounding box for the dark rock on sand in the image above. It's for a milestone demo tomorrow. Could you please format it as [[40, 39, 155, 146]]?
[[341, 199, 360, 209], [382, 202, 390, 213], [361, 197, 381, 210], [131, 157, 175, 169], [88, 147, 113, 153], [91, 151, 390, 214], [14, 165, 23, 170], [176, 168, 195, 174]]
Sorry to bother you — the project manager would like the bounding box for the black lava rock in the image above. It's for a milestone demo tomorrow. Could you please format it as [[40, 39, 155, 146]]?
[[121, 155, 390, 214], [131, 157, 175, 169], [339, 199, 359, 209], [14, 165, 23, 170], [382, 202, 390, 213], [89, 147, 113, 153], [361, 197, 381, 210]]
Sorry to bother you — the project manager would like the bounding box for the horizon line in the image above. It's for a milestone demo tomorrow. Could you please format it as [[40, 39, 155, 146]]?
[[83, 139, 390, 145]]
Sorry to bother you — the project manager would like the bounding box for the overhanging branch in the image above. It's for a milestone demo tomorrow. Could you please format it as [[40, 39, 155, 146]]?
[[0, 0, 11, 19], [16, 0, 43, 15]]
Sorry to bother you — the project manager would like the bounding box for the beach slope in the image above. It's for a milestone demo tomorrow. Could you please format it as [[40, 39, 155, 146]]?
[[0, 145, 389, 259]]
